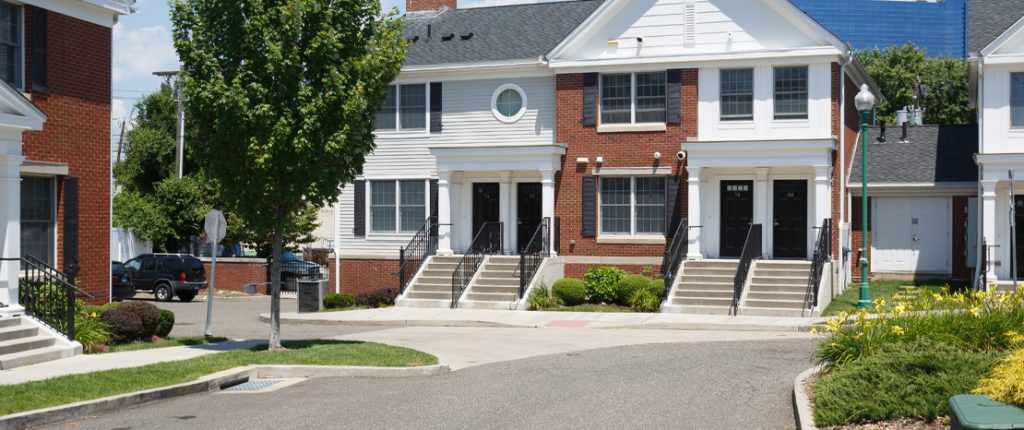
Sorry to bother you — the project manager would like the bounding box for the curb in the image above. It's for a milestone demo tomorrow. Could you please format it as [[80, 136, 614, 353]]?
[[793, 366, 821, 430], [0, 364, 449, 430]]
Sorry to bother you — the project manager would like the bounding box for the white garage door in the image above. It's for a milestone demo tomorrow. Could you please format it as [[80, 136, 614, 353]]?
[[872, 197, 951, 274]]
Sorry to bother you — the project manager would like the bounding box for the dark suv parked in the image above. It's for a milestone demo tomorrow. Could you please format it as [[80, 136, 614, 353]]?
[[123, 254, 207, 302]]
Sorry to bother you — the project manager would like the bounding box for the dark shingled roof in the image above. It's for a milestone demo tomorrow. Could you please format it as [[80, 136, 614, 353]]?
[[850, 125, 978, 185], [403, 0, 605, 66], [969, 0, 1024, 54]]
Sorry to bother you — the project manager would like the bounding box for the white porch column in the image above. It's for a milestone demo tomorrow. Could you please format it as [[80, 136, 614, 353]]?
[[687, 166, 704, 259], [981, 179, 999, 283], [540, 169, 556, 256], [0, 132, 24, 315], [498, 171, 512, 254], [436, 170, 454, 256], [753, 168, 769, 257], [813, 165, 833, 261]]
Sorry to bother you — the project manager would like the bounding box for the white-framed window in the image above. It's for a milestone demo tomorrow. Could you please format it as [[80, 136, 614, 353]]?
[[600, 72, 666, 125], [1012, 72, 1024, 128], [721, 68, 754, 121], [599, 176, 666, 236], [375, 83, 427, 132], [774, 66, 808, 120], [0, 1, 22, 89], [21, 176, 55, 266], [491, 83, 527, 123], [370, 180, 427, 233]]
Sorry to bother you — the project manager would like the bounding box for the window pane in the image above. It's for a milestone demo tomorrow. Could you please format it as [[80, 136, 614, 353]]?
[[375, 86, 397, 131], [399, 180, 426, 232], [721, 69, 754, 121], [600, 177, 631, 234], [636, 72, 666, 123], [774, 67, 808, 120], [1013, 73, 1024, 128], [0, 3, 18, 88], [20, 177, 54, 266], [370, 181, 396, 232], [635, 177, 665, 234], [399, 84, 426, 130], [601, 74, 632, 124], [497, 89, 523, 118]]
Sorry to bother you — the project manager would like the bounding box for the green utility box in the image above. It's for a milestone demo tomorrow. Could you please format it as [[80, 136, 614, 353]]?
[[950, 395, 1024, 430]]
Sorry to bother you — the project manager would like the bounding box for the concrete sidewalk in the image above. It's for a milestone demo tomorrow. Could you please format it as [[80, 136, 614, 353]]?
[[0, 340, 265, 386], [264, 307, 823, 332]]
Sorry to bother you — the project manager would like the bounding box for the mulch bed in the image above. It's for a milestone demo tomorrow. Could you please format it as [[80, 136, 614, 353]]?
[[821, 417, 948, 429]]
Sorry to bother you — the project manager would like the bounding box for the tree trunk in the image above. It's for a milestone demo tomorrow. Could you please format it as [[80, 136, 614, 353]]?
[[268, 207, 285, 351]]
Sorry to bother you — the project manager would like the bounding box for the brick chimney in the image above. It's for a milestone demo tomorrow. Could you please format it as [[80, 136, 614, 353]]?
[[407, 0, 456, 13]]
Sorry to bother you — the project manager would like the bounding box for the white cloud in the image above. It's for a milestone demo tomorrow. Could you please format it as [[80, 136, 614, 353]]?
[[112, 22, 178, 87]]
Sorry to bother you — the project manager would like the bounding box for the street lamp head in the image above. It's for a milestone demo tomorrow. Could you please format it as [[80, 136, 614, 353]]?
[[855, 84, 876, 113]]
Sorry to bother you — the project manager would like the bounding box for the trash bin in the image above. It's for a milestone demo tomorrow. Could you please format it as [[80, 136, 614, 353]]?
[[297, 280, 327, 313], [949, 394, 1024, 430]]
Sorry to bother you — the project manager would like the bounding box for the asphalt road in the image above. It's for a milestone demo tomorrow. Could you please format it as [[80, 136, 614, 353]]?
[[40, 338, 814, 430]]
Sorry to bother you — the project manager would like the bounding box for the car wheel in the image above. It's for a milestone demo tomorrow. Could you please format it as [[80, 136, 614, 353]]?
[[177, 291, 197, 302], [154, 284, 174, 302]]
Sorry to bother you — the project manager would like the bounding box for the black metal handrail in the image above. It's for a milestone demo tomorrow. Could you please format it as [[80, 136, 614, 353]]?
[[3, 255, 94, 341], [516, 218, 550, 301], [803, 219, 832, 316], [451, 222, 503, 309], [978, 238, 989, 291], [731, 224, 762, 316], [397, 217, 438, 295], [660, 219, 690, 299]]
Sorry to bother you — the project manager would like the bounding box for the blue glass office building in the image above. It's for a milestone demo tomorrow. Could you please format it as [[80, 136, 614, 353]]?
[[790, 0, 967, 58]]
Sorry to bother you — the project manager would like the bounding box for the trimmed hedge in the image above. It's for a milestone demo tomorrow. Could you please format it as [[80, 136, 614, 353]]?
[[323, 293, 356, 309], [584, 267, 627, 304], [117, 301, 161, 338], [155, 309, 175, 338], [615, 275, 651, 306], [552, 278, 587, 306], [99, 309, 143, 344]]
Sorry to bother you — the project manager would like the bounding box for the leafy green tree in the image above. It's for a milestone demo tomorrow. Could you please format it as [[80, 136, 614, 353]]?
[[858, 44, 974, 125], [171, 0, 406, 349]]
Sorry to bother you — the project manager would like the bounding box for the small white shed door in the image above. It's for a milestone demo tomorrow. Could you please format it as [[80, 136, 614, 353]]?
[[872, 197, 951, 274]]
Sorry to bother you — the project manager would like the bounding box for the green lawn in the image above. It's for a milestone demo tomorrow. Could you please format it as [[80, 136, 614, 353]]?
[[538, 304, 635, 313], [822, 279, 968, 316], [0, 340, 436, 416], [106, 336, 230, 353]]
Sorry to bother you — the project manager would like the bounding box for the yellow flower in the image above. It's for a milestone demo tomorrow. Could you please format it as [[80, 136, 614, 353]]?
[[891, 326, 905, 336], [809, 328, 818, 335], [894, 303, 907, 315], [971, 307, 982, 317], [874, 298, 887, 308], [90, 312, 97, 318], [856, 332, 864, 339]]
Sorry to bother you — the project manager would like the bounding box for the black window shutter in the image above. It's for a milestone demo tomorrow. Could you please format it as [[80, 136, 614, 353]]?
[[667, 69, 682, 124], [62, 176, 79, 277], [353, 180, 366, 237], [430, 82, 442, 133], [429, 179, 439, 236], [582, 176, 596, 237], [665, 175, 681, 235], [31, 7, 47, 92], [582, 73, 598, 126]]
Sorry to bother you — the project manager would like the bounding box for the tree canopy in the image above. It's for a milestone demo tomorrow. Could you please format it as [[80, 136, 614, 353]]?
[[858, 44, 974, 126]]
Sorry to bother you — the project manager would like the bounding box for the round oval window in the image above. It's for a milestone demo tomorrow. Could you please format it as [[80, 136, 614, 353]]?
[[492, 84, 527, 123]]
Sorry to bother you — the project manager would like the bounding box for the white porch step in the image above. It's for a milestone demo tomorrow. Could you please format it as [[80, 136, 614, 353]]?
[[743, 298, 805, 309], [0, 318, 20, 329], [0, 345, 70, 370], [0, 324, 37, 342], [0, 334, 55, 356], [739, 307, 813, 318]]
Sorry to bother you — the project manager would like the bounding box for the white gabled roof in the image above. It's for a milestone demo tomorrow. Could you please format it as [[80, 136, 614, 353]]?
[[980, 15, 1024, 57], [0, 80, 46, 131]]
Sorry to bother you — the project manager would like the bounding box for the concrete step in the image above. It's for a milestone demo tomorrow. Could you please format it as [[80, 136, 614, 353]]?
[[662, 304, 732, 315], [487, 256, 521, 263], [0, 318, 20, 329], [676, 281, 733, 291], [408, 283, 451, 293], [0, 324, 37, 342], [671, 297, 733, 307], [0, 335, 56, 356], [746, 291, 808, 301], [676, 290, 734, 300], [750, 276, 808, 286], [0, 345, 70, 370], [405, 291, 454, 300], [477, 271, 518, 280], [430, 256, 465, 264], [483, 263, 519, 272], [474, 277, 519, 287], [739, 307, 811, 318], [743, 298, 804, 310], [753, 269, 810, 278], [420, 269, 456, 278], [678, 275, 734, 284], [470, 285, 519, 294], [423, 263, 458, 270], [465, 292, 517, 302], [684, 261, 739, 270], [683, 268, 738, 276], [395, 298, 452, 309]]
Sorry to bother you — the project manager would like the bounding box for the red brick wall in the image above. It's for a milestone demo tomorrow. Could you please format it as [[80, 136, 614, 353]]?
[[554, 70, 698, 258], [831, 66, 861, 260], [326, 258, 400, 296], [407, 0, 455, 12], [850, 196, 871, 278], [564, 264, 658, 280], [952, 196, 970, 280], [203, 260, 268, 293], [20, 8, 112, 301]]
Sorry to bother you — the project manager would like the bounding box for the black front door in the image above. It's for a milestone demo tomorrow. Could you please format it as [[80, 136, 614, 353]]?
[[720, 181, 754, 258], [517, 183, 543, 252], [1015, 197, 1024, 278], [773, 180, 808, 259], [473, 183, 501, 251]]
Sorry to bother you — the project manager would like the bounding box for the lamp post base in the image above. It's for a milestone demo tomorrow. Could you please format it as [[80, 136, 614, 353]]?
[[856, 281, 872, 310]]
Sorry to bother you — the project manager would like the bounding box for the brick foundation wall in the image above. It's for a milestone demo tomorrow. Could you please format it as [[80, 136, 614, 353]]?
[[554, 70, 698, 258], [203, 259, 268, 293], [20, 8, 111, 302], [563, 263, 659, 280], [326, 258, 400, 296]]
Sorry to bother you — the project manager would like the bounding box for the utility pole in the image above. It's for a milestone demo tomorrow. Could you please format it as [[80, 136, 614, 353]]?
[[153, 70, 183, 178]]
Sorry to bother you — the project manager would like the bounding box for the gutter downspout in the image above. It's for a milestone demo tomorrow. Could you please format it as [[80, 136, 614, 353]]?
[[839, 49, 855, 289], [334, 193, 341, 294]]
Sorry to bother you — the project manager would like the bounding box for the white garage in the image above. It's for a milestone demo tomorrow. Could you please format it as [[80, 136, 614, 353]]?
[[871, 197, 951, 274]]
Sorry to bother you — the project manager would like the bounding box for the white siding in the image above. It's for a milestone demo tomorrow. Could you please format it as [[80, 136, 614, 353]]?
[[980, 66, 1024, 154]]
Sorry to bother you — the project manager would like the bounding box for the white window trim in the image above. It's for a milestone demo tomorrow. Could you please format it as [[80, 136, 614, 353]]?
[[598, 72, 667, 127], [720, 68, 755, 122], [772, 65, 810, 121], [597, 176, 667, 238], [491, 83, 527, 123], [1011, 72, 1024, 129], [367, 179, 430, 236], [375, 83, 430, 134]]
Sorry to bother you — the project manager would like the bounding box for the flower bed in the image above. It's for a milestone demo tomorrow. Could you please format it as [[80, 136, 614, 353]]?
[[528, 266, 664, 313]]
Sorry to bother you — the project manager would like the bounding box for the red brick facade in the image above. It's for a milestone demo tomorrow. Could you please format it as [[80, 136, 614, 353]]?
[[20, 7, 112, 301], [564, 264, 658, 280], [327, 258, 400, 296], [850, 196, 871, 278], [553, 70, 698, 258], [203, 259, 268, 293]]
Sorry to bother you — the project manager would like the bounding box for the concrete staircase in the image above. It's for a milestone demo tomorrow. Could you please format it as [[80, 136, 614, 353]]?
[[0, 316, 78, 370], [663, 260, 739, 315], [395, 256, 462, 308], [740, 260, 814, 317], [459, 256, 521, 310]]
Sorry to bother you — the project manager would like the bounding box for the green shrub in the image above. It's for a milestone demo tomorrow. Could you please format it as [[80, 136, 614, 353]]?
[[584, 267, 627, 304], [615, 275, 650, 306], [116, 301, 161, 338], [323, 293, 355, 309], [629, 288, 662, 312], [648, 278, 666, 299], [74, 313, 111, 354], [355, 289, 397, 308], [812, 340, 1003, 427], [99, 309, 143, 344], [551, 278, 586, 306], [974, 333, 1024, 407], [155, 309, 175, 338], [527, 283, 563, 310]]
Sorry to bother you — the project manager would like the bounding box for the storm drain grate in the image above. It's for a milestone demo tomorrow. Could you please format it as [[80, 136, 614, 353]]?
[[223, 379, 284, 392]]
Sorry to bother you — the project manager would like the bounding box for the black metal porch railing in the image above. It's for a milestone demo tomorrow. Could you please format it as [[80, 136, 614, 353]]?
[[731, 224, 763, 316], [397, 217, 438, 295], [451, 222, 503, 309], [803, 219, 832, 316], [516, 218, 550, 301], [3, 255, 94, 340], [660, 218, 690, 299]]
